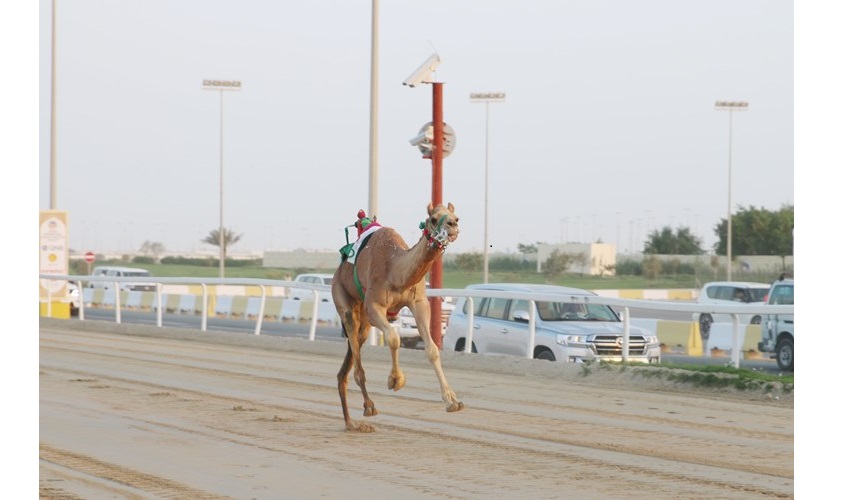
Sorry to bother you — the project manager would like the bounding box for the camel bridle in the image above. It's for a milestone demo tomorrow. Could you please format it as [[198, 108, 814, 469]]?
[[421, 212, 453, 250]]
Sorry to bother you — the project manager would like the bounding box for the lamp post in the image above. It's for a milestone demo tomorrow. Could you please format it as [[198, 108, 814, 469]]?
[[368, 0, 380, 218], [714, 100, 748, 281], [203, 79, 241, 278], [49, 0, 58, 209], [469, 92, 505, 284]]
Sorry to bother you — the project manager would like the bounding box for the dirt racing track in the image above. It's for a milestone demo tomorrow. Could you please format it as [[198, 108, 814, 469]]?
[[39, 318, 793, 499]]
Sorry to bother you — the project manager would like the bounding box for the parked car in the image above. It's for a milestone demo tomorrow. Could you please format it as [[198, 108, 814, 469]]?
[[87, 266, 110, 288], [444, 283, 661, 364], [758, 277, 794, 371], [67, 282, 80, 316], [390, 299, 456, 349], [392, 307, 421, 348], [89, 266, 155, 292], [288, 273, 334, 302], [695, 281, 770, 338]]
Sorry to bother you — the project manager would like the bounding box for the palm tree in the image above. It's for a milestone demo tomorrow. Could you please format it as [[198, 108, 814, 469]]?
[[202, 228, 243, 262]]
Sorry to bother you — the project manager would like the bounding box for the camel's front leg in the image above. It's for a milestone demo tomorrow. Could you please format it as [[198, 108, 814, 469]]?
[[409, 301, 465, 413], [367, 305, 405, 392]]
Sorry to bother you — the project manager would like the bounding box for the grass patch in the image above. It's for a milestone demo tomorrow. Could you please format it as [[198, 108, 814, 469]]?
[[76, 260, 706, 289], [578, 361, 794, 394]]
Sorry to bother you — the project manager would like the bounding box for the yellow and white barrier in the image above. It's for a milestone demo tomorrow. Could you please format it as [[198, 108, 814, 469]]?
[[594, 289, 698, 300], [706, 323, 762, 355], [82, 288, 340, 325]]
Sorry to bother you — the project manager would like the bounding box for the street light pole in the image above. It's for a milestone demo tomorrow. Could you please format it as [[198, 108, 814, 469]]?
[[203, 79, 242, 278], [368, 0, 380, 218], [715, 100, 748, 281], [50, 0, 58, 209], [470, 92, 505, 284]]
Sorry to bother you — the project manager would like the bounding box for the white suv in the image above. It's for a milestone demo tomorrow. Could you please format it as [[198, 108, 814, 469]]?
[[758, 277, 794, 371], [89, 266, 155, 292], [288, 273, 334, 302], [444, 283, 660, 364], [695, 281, 770, 338]]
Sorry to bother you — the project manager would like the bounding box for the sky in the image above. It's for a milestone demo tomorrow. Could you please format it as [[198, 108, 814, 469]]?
[[29, 0, 797, 257]]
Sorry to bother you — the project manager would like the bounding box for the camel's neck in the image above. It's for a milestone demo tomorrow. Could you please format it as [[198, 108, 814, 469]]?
[[392, 234, 444, 289]]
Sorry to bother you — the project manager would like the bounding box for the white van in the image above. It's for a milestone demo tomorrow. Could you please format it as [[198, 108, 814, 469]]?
[[90, 266, 155, 292]]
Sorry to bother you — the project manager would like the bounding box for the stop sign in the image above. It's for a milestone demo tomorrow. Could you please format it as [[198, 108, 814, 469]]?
[[84, 251, 96, 263]]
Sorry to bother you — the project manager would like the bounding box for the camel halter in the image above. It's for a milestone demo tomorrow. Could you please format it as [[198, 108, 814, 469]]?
[[420, 213, 452, 250]]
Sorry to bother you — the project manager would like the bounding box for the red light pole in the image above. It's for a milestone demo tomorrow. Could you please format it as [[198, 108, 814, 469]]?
[[404, 53, 453, 349], [429, 82, 444, 348]]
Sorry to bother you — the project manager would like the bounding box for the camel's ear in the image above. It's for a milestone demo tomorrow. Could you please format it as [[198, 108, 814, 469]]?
[[447, 202, 455, 213], [427, 202, 435, 215]]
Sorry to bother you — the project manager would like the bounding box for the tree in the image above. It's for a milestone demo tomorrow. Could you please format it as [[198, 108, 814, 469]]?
[[542, 250, 587, 279], [714, 204, 793, 256], [517, 243, 539, 254], [542, 250, 571, 279], [643, 226, 704, 255], [454, 253, 483, 272], [641, 255, 663, 279], [202, 228, 243, 261], [139, 240, 166, 263]]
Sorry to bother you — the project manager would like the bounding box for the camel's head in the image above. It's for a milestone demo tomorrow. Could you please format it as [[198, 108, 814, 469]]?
[[423, 202, 460, 250]]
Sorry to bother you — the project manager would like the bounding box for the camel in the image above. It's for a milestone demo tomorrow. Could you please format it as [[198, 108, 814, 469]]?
[[331, 202, 465, 432]]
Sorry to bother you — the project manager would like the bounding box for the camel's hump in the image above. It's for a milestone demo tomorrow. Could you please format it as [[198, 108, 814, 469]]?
[[367, 226, 410, 251]]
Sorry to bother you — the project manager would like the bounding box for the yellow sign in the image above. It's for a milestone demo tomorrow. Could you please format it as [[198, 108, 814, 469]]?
[[39, 210, 69, 300]]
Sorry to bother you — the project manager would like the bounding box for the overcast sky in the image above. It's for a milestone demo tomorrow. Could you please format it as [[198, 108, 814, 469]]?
[[33, 0, 797, 256]]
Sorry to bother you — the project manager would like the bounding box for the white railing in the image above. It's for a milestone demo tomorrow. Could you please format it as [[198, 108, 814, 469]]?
[[39, 274, 793, 369], [40, 274, 327, 340]]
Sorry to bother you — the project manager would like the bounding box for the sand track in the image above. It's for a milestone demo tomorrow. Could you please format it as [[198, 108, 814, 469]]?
[[40, 319, 793, 499]]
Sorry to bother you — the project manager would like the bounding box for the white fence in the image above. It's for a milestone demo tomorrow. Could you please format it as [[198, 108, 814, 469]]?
[[39, 274, 793, 369]]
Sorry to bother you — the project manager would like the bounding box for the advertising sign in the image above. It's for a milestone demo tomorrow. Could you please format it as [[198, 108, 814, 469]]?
[[39, 210, 69, 300]]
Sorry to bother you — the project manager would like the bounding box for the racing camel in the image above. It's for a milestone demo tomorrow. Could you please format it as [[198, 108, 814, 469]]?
[[331, 202, 464, 431]]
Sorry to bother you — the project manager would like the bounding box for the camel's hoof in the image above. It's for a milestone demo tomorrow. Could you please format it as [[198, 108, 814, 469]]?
[[388, 374, 406, 391], [446, 401, 465, 413], [363, 406, 378, 417], [346, 420, 376, 433]]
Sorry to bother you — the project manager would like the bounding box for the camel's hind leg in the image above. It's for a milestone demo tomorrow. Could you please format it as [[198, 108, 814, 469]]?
[[352, 319, 378, 418], [337, 343, 355, 426], [409, 300, 465, 413], [337, 309, 375, 432]]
